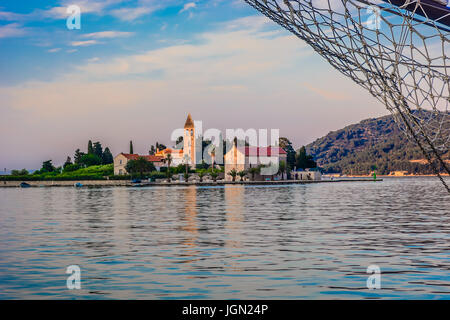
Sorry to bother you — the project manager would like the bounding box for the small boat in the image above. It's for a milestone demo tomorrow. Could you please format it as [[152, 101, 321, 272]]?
[[20, 182, 31, 188], [74, 182, 83, 188], [131, 179, 142, 184]]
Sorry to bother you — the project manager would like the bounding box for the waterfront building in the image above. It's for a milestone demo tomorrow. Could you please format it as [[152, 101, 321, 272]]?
[[114, 153, 164, 175], [291, 169, 322, 181], [224, 145, 287, 181], [389, 171, 409, 176], [115, 113, 288, 179], [154, 148, 184, 166]]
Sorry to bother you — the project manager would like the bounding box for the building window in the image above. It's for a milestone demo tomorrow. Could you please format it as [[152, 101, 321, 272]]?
[[120, 160, 122, 164]]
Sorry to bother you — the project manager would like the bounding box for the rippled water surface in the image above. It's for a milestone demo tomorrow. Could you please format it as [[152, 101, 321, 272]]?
[[0, 177, 449, 299]]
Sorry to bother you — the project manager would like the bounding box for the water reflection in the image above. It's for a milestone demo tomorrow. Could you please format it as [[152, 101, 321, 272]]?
[[224, 186, 244, 249], [223, 186, 245, 273], [181, 187, 199, 251], [0, 177, 449, 299]]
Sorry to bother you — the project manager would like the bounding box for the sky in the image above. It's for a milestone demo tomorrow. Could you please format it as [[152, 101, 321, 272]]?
[[0, 0, 388, 171]]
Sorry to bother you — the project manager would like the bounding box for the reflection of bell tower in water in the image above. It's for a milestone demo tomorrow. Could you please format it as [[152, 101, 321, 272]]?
[[183, 113, 196, 166]]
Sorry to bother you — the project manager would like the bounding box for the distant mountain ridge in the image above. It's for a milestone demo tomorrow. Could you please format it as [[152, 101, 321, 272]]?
[[306, 114, 449, 175]]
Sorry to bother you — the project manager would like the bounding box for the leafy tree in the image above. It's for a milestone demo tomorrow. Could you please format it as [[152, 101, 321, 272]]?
[[11, 169, 28, 176], [41, 160, 56, 173], [93, 142, 103, 159], [130, 140, 134, 154], [172, 163, 183, 174], [228, 168, 237, 182], [296, 146, 317, 170], [88, 140, 94, 155], [196, 160, 209, 170], [237, 170, 247, 181], [125, 157, 155, 177], [280, 137, 296, 169], [80, 154, 102, 167], [149, 145, 156, 155], [102, 147, 113, 164]]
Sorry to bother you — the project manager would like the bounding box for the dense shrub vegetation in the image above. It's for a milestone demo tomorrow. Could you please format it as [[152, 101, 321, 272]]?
[[306, 113, 449, 175], [0, 164, 114, 181]]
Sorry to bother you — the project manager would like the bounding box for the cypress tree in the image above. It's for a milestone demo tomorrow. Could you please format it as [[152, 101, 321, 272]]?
[[102, 147, 114, 164], [88, 140, 94, 155], [130, 141, 134, 154], [93, 142, 103, 158]]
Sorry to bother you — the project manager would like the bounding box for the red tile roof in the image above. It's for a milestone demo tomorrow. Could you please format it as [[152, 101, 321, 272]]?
[[160, 148, 183, 155], [244, 147, 287, 156], [120, 153, 164, 162]]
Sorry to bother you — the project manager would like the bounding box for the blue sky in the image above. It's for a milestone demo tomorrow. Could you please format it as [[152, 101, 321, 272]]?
[[0, 0, 252, 85], [0, 0, 387, 170]]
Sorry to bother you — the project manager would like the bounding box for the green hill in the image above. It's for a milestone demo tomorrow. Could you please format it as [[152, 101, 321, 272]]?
[[306, 114, 449, 175]]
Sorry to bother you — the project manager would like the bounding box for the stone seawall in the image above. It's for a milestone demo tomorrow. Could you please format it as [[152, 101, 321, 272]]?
[[0, 178, 382, 188], [0, 180, 132, 187]]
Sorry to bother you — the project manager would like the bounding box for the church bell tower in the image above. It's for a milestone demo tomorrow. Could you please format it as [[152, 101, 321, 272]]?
[[183, 113, 196, 166]]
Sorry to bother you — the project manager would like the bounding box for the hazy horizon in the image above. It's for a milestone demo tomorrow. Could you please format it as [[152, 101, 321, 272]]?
[[0, 0, 387, 171]]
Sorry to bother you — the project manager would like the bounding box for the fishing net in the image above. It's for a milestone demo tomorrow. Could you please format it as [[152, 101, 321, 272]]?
[[243, 0, 450, 192]]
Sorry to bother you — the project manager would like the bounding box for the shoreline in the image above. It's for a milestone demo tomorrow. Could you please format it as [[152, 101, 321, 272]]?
[[338, 174, 449, 178], [0, 178, 383, 188]]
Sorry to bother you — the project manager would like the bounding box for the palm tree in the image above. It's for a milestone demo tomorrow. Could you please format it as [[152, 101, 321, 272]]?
[[229, 168, 237, 182], [209, 146, 216, 169], [164, 153, 172, 182], [197, 169, 206, 182], [268, 162, 276, 181], [210, 168, 219, 182], [237, 170, 247, 182], [183, 154, 191, 176], [248, 167, 259, 181]]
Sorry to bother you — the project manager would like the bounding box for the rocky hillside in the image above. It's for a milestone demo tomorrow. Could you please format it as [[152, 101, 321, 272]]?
[[306, 114, 449, 175]]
